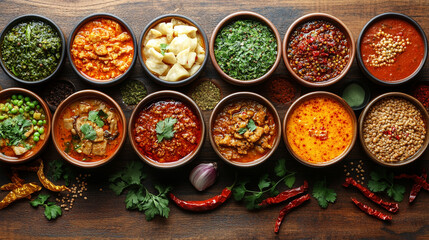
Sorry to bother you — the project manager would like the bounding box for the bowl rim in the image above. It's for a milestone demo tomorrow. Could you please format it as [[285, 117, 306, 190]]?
[[0, 87, 52, 164], [356, 12, 428, 86], [283, 91, 357, 167], [358, 92, 429, 166], [138, 14, 209, 87], [209, 11, 282, 86], [128, 90, 205, 168], [282, 12, 356, 88], [67, 13, 137, 86], [51, 89, 127, 168], [208, 91, 282, 167], [0, 14, 66, 85]]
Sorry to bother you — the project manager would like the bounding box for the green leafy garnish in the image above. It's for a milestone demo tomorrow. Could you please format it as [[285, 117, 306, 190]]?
[[109, 161, 171, 221], [237, 119, 257, 135], [312, 178, 336, 209], [88, 110, 106, 127], [367, 169, 405, 202], [30, 194, 62, 220], [156, 117, 177, 142], [47, 158, 75, 186], [0, 114, 32, 146], [160, 43, 169, 55], [80, 124, 97, 141], [26, 24, 31, 41]]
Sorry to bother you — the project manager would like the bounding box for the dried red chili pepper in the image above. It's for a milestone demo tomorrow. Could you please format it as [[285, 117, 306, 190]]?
[[409, 169, 427, 203], [0, 183, 21, 191], [259, 181, 308, 207], [169, 187, 232, 212], [274, 194, 310, 234], [37, 160, 70, 192], [0, 183, 42, 210], [343, 178, 398, 213], [395, 173, 429, 191], [351, 198, 392, 221]]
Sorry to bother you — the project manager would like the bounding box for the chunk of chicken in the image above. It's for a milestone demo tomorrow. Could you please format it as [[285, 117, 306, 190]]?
[[253, 110, 266, 126], [94, 128, 105, 142], [92, 140, 107, 156], [80, 140, 93, 155], [63, 118, 74, 130], [24, 125, 34, 138], [12, 146, 28, 156]]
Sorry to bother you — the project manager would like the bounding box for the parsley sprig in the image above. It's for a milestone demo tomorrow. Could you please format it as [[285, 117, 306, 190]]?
[[156, 117, 177, 142], [312, 178, 336, 209], [233, 159, 296, 210], [367, 169, 405, 202], [30, 194, 62, 220], [238, 119, 257, 135], [109, 161, 172, 221]]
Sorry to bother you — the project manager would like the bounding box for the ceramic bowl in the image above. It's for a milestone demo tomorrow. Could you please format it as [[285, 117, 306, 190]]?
[[129, 90, 205, 168], [52, 90, 127, 168], [208, 92, 281, 167], [0, 88, 52, 164], [68, 13, 137, 86], [0, 14, 66, 85], [359, 92, 429, 166], [139, 14, 209, 87], [209, 11, 282, 86], [282, 13, 355, 87]]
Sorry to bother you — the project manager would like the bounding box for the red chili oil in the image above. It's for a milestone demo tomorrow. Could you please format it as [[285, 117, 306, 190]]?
[[287, 20, 350, 82]]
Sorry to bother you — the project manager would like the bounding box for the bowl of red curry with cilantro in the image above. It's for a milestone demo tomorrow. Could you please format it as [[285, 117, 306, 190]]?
[[129, 90, 205, 169], [283, 13, 355, 87], [357, 13, 428, 85]]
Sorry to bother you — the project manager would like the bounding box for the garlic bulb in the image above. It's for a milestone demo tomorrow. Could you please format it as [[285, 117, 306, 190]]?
[[189, 162, 218, 191]]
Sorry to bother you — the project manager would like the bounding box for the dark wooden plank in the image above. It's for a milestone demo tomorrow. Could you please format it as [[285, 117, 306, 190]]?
[[0, 0, 428, 239]]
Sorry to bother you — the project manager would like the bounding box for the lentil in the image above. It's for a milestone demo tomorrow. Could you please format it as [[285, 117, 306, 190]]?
[[363, 97, 426, 162], [120, 79, 147, 105], [190, 80, 221, 110], [287, 20, 350, 82]]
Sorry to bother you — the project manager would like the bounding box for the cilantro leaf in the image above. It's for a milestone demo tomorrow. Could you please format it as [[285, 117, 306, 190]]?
[[160, 43, 169, 56], [141, 185, 171, 220], [44, 202, 62, 220], [312, 179, 336, 209], [247, 119, 257, 132], [0, 114, 33, 146], [388, 184, 406, 202], [258, 174, 271, 191], [237, 127, 247, 135], [368, 180, 388, 192], [284, 174, 296, 188], [48, 159, 64, 182], [156, 117, 177, 142], [80, 124, 97, 141], [88, 110, 105, 127], [30, 194, 50, 207], [244, 192, 263, 210], [110, 181, 129, 196], [126, 187, 145, 209], [233, 181, 247, 201], [368, 169, 405, 202], [274, 158, 287, 177]]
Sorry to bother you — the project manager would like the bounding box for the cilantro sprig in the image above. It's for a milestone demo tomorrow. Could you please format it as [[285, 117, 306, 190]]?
[[47, 158, 75, 186], [0, 114, 32, 146], [160, 43, 169, 56], [80, 124, 97, 141], [238, 119, 257, 135], [109, 161, 172, 221], [30, 194, 62, 220], [312, 178, 336, 209], [88, 110, 107, 127], [367, 169, 405, 202], [233, 159, 296, 210], [156, 117, 177, 142]]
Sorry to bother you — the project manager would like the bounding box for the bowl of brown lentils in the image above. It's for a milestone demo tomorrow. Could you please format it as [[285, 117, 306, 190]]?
[[359, 92, 429, 166]]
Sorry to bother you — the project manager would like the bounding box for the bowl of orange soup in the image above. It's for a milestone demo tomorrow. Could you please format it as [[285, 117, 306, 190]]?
[[0, 88, 51, 164], [52, 90, 126, 168], [284, 91, 357, 167], [209, 92, 281, 167]]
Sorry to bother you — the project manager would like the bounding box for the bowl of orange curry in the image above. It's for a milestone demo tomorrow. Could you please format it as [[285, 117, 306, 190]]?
[[129, 90, 205, 168], [283, 91, 357, 167], [209, 92, 281, 167], [0, 88, 51, 164], [52, 90, 126, 168], [68, 13, 137, 86]]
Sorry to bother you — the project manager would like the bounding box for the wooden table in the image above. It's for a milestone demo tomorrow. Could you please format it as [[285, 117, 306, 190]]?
[[0, 0, 428, 239]]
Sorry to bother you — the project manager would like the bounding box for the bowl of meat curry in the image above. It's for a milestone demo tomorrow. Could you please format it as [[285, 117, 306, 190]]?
[[0, 88, 51, 164], [52, 90, 126, 168]]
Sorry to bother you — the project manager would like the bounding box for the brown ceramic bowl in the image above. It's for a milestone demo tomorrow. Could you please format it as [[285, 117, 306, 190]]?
[[139, 14, 209, 87], [0, 88, 52, 164], [128, 90, 205, 168], [359, 92, 429, 166], [52, 90, 126, 168], [209, 11, 282, 86], [209, 92, 281, 167], [282, 13, 355, 88], [283, 91, 357, 167]]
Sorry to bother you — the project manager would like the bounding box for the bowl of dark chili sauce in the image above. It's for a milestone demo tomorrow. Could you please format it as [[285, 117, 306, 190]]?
[[357, 12, 428, 85]]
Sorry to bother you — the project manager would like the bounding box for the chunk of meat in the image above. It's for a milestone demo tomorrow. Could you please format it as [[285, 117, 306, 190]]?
[[92, 140, 107, 156], [12, 146, 28, 156], [80, 140, 93, 155], [79, 103, 91, 114], [94, 128, 104, 142], [253, 110, 266, 126], [63, 118, 74, 130], [246, 126, 264, 143]]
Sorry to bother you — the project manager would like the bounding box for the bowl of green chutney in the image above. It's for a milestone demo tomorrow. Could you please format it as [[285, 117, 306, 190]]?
[[341, 80, 371, 111]]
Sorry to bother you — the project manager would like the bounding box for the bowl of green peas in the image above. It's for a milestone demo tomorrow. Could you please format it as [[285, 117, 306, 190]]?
[[0, 87, 51, 164]]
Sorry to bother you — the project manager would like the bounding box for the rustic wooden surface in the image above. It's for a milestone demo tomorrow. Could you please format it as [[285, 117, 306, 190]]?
[[0, 0, 428, 239]]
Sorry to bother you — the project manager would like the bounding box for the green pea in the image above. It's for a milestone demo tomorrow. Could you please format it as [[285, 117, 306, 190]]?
[[8, 105, 12, 110], [38, 120, 43, 126], [34, 132, 40, 137], [34, 126, 39, 131], [36, 104, 41, 109], [0, 116, 5, 120], [11, 108, 18, 114], [38, 127, 44, 134], [26, 101, 31, 106], [29, 103, 35, 109], [33, 136, 39, 142], [19, 108, 24, 114], [33, 100, 38, 105], [12, 99, 18, 105], [17, 95, 23, 100], [1, 107, 5, 112], [30, 110, 34, 115], [41, 114, 45, 120], [43, 120, 46, 124], [25, 106, 30, 112], [11, 95, 17, 100], [32, 119, 37, 125], [24, 97, 30, 102], [17, 100, 23, 106]]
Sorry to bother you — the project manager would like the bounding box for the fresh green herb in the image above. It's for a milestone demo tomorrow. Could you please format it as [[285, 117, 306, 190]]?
[[214, 19, 277, 80], [160, 43, 169, 56], [233, 159, 296, 210], [88, 110, 106, 127], [109, 161, 172, 221], [367, 169, 405, 202], [120, 80, 147, 106], [156, 117, 177, 142], [238, 119, 257, 135], [30, 194, 62, 220], [80, 124, 96, 141], [47, 158, 75, 186], [0, 114, 32, 146], [312, 178, 337, 209]]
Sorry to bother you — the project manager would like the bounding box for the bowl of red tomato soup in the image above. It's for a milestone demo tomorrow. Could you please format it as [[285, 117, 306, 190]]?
[[129, 90, 205, 168], [209, 92, 281, 167], [357, 13, 428, 85], [52, 90, 126, 168]]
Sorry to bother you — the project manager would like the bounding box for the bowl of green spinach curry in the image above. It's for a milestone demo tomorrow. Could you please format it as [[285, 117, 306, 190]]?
[[0, 15, 65, 84], [210, 11, 281, 86]]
